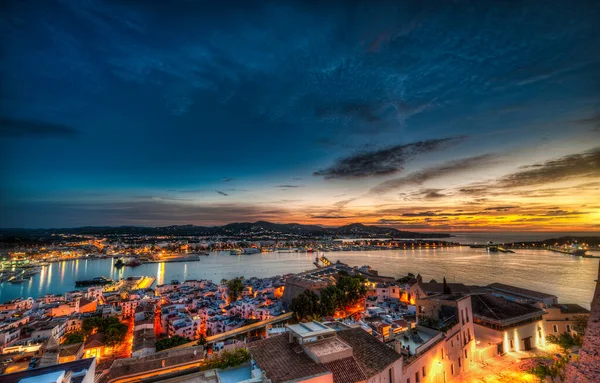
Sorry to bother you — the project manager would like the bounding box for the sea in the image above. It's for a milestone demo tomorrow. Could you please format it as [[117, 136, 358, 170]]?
[[1, 245, 598, 309]]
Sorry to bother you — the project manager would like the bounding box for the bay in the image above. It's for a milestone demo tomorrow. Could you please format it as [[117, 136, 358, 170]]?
[[1, 248, 597, 309]]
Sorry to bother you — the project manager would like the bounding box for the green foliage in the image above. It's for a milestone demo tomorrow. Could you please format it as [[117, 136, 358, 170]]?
[[197, 334, 207, 347], [290, 274, 367, 321], [573, 315, 589, 335], [546, 332, 581, 353], [203, 348, 250, 370], [527, 356, 569, 383], [397, 273, 415, 284], [82, 316, 128, 347], [155, 335, 191, 351], [227, 277, 245, 302], [63, 331, 85, 345]]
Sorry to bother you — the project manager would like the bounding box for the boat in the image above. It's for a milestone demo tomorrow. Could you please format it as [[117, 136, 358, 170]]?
[[75, 276, 113, 287], [9, 278, 28, 284], [243, 248, 261, 254], [114, 258, 125, 268], [125, 259, 142, 267], [230, 249, 243, 255]]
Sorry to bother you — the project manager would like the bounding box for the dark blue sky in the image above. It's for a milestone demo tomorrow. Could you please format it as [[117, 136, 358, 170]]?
[[1, 0, 599, 230]]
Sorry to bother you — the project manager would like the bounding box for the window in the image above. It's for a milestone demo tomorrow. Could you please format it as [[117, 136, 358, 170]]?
[[566, 325, 571, 333], [464, 349, 468, 359], [553, 325, 558, 333], [422, 366, 427, 377], [389, 368, 393, 382], [416, 371, 420, 383], [451, 364, 455, 375], [407, 379, 410, 383], [510, 339, 514, 349], [451, 340, 454, 347], [461, 309, 465, 325], [441, 348, 444, 359], [458, 357, 462, 368]]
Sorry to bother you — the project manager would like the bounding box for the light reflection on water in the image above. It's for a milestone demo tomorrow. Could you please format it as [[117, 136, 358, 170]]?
[[0, 248, 597, 308]]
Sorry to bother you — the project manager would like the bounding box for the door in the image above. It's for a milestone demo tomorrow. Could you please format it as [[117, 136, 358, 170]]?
[[523, 337, 532, 351]]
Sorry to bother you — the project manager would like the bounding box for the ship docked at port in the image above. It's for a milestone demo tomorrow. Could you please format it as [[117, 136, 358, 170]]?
[[547, 243, 589, 257]]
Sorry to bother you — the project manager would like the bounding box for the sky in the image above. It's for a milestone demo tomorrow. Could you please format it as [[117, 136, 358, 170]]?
[[1, 0, 599, 231]]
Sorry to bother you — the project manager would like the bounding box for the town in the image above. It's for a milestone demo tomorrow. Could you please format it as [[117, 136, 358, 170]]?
[[0, 254, 597, 383]]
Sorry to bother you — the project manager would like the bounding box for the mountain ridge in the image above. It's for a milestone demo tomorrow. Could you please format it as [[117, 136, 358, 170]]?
[[0, 221, 451, 238]]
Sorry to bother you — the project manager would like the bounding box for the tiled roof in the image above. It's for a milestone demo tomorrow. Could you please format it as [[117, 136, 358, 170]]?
[[471, 294, 545, 322], [487, 283, 557, 299], [323, 356, 367, 383], [248, 334, 331, 383], [417, 282, 471, 295], [555, 304, 590, 314], [59, 342, 83, 357], [84, 332, 105, 349], [336, 327, 401, 377]]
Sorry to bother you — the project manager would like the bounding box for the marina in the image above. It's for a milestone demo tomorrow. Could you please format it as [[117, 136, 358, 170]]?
[[0, 248, 598, 308]]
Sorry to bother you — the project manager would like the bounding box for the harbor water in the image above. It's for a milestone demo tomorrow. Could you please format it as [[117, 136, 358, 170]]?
[[1, 247, 598, 308]]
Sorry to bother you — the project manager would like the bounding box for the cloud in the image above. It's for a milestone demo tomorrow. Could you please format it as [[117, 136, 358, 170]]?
[[370, 153, 498, 194], [495, 147, 600, 188], [576, 114, 600, 132], [484, 206, 519, 212], [276, 184, 303, 188], [216, 190, 229, 196], [402, 211, 438, 217], [543, 209, 589, 216], [309, 215, 352, 219], [314, 137, 465, 179], [332, 198, 356, 209], [418, 189, 447, 199], [0, 117, 78, 138], [221, 177, 235, 183]]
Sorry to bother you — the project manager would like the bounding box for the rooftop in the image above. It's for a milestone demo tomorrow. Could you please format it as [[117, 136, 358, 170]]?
[[0, 357, 95, 383], [323, 356, 368, 383], [336, 327, 401, 377], [471, 294, 546, 324], [287, 321, 336, 339], [487, 282, 557, 300], [248, 334, 331, 383], [304, 336, 352, 359], [549, 304, 591, 314]]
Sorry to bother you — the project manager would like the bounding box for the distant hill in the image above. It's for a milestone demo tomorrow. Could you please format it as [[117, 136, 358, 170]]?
[[0, 221, 451, 239]]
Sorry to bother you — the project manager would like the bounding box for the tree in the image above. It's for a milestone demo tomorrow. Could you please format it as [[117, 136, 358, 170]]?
[[546, 333, 578, 354], [196, 334, 207, 347], [204, 348, 250, 370], [227, 277, 245, 302], [63, 331, 85, 345], [155, 335, 190, 351], [104, 322, 128, 346], [82, 316, 128, 347], [290, 290, 319, 321], [573, 315, 589, 335]]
